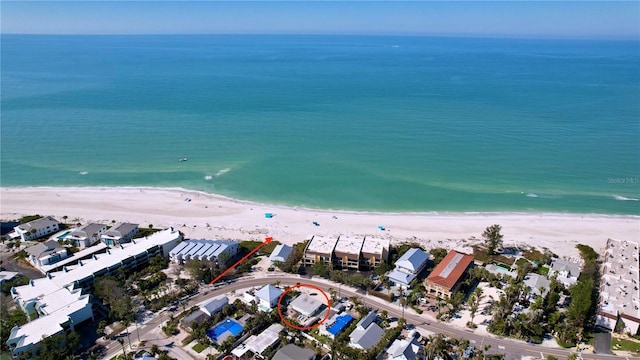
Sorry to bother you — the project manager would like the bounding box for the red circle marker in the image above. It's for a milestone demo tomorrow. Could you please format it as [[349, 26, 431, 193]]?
[[277, 283, 331, 331]]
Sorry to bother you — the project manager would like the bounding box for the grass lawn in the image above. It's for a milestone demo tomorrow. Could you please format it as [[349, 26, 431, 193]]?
[[192, 342, 208, 353], [613, 338, 640, 353], [240, 240, 280, 255], [534, 266, 550, 276], [1, 353, 13, 360]]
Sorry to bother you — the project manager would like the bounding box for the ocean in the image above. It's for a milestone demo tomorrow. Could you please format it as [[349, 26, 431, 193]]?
[[1, 35, 639, 214]]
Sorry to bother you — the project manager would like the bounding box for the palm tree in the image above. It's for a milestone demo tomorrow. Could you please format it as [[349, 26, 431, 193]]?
[[117, 338, 126, 359]]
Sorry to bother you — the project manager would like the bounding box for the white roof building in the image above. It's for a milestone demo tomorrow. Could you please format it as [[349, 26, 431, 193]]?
[[386, 333, 423, 360], [303, 235, 339, 265], [255, 284, 283, 311], [334, 236, 365, 270], [7, 228, 181, 358], [0, 271, 20, 284], [232, 323, 284, 357], [169, 239, 238, 264], [361, 236, 390, 269], [290, 294, 324, 317], [597, 238, 640, 335]]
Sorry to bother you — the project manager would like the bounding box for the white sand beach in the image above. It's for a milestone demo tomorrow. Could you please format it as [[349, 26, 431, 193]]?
[[1, 187, 638, 259]]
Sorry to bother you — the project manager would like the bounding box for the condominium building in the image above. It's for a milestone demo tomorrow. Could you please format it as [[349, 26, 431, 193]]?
[[361, 236, 390, 270], [425, 250, 474, 298], [7, 228, 181, 358], [303, 235, 389, 270], [169, 239, 238, 264], [596, 238, 640, 335], [303, 236, 339, 266], [333, 236, 365, 270]]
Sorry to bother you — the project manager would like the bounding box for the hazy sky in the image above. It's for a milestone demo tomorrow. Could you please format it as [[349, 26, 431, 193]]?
[[2, 1, 639, 39]]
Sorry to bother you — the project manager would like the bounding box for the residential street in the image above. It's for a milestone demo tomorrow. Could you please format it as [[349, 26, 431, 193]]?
[[100, 275, 622, 360]]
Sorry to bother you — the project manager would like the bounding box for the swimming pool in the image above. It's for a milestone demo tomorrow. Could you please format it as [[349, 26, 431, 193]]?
[[206, 318, 244, 344], [327, 314, 353, 336], [56, 230, 71, 240]]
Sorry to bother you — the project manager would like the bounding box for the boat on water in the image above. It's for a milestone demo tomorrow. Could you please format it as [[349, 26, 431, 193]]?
[[178, 157, 188, 162]]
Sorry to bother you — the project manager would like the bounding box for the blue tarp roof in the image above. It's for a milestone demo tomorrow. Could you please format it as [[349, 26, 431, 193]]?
[[327, 314, 354, 336]]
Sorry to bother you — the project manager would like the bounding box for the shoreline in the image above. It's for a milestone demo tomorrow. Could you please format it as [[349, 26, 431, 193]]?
[[2, 186, 639, 260], [2, 185, 639, 218]]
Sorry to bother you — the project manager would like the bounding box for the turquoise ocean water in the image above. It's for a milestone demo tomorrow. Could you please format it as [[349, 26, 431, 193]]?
[[1, 35, 639, 214]]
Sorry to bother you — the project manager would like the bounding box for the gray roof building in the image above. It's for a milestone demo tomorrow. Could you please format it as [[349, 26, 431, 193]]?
[[524, 273, 550, 297], [350, 323, 384, 350], [201, 296, 228, 316], [272, 344, 315, 360], [68, 223, 106, 239], [550, 258, 581, 287], [395, 248, 429, 274], [180, 310, 209, 331], [25, 240, 65, 259], [349, 310, 384, 350], [102, 223, 139, 238], [388, 248, 430, 287], [16, 217, 59, 233], [269, 244, 293, 264]]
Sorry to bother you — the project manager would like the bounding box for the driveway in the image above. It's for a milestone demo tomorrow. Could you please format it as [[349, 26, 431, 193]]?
[[0, 247, 44, 280]]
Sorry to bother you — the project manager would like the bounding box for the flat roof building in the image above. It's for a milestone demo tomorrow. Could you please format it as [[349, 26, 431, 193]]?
[[303, 235, 339, 266], [597, 238, 640, 335], [361, 236, 390, 269], [7, 228, 181, 359], [290, 294, 324, 317], [425, 250, 474, 298], [241, 323, 284, 356], [333, 236, 365, 270]]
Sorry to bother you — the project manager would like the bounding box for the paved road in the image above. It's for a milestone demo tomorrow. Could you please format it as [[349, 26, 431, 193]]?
[[100, 276, 621, 360]]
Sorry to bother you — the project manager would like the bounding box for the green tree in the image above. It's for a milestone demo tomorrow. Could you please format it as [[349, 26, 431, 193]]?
[[483, 224, 503, 255], [430, 248, 448, 267], [312, 261, 330, 278]]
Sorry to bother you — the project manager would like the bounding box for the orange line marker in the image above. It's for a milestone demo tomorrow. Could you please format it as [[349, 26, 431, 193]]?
[[209, 237, 272, 285]]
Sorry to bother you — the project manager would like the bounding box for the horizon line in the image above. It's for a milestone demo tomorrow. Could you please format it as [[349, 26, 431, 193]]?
[[2, 32, 638, 41]]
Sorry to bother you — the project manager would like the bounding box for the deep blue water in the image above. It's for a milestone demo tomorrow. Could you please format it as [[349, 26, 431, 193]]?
[[1, 35, 639, 214]]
